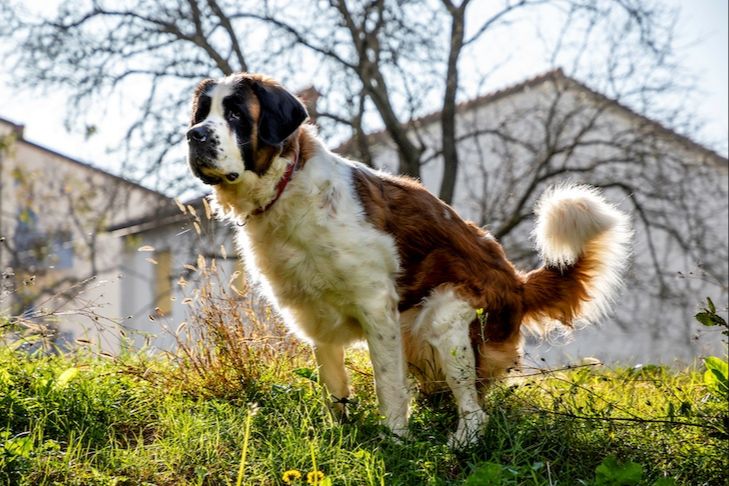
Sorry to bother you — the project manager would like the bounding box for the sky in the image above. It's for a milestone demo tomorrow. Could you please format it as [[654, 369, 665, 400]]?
[[669, 0, 728, 153], [0, 0, 726, 190]]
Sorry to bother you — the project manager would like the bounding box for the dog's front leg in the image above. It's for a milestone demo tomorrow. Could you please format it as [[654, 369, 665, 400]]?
[[359, 299, 410, 438], [313, 342, 350, 420]]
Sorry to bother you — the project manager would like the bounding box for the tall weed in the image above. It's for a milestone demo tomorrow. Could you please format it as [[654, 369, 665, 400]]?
[[163, 256, 307, 399]]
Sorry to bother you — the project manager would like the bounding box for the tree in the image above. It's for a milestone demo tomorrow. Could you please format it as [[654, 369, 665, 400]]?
[[1, 1, 726, 353], [1, 0, 702, 198]]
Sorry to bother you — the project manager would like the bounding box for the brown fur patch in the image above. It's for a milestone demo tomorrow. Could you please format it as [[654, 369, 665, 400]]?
[[474, 333, 523, 386], [352, 168, 525, 341], [351, 166, 607, 384], [522, 238, 605, 326], [281, 125, 319, 168], [239, 93, 278, 175]]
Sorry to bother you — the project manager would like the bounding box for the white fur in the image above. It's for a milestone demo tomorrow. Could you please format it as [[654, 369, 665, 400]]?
[[414, 288, 487, 447], [212, 136, 410, 435], [533, 184, 632, 325]]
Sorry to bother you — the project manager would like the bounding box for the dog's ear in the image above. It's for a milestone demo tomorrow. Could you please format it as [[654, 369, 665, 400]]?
[[251, 82, 308, 146]]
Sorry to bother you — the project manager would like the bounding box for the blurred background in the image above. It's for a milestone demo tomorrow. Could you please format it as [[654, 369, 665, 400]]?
[[0, 0, 726, 365]]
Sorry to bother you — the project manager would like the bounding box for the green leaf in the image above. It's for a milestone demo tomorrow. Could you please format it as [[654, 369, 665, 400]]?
[[464, 462, 504, 486], [3, 435, 34, 458], [653, 478, 677, 486], [53, 367, 80, 390], [595, 455, 643, 485], [694, 312, 717, 327], [703, 356, 729, 398], [705, 356, 728, 377], [292, 367, 318, 382], [694, 298, 727, 328], [706, 297, 716, 313]]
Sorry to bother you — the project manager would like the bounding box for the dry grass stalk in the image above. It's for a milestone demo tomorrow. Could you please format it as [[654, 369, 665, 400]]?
[[165, 256, 308, 398]]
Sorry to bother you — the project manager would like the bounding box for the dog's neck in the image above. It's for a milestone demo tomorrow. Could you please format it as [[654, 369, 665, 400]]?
[[251, 153, 300, 216], [210, 124, 322, 223]]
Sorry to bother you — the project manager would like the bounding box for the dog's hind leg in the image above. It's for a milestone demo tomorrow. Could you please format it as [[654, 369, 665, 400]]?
[[416, 287, 487, 447], [313, 342, 350, 420]]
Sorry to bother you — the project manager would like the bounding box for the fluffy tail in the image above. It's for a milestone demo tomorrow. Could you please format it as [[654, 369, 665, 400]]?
[[522, 185, 632, 335]]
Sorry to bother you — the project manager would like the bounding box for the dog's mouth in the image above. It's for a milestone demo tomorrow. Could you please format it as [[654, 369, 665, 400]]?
[[189, 160, 241, 186], [198, 173, 223, 186], [189, 160, 221, 185]]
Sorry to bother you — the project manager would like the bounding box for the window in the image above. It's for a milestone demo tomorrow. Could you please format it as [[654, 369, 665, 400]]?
[[49, 230, 73, 269], [14, 208, 44, 268], [154, 249, 173, 316], [13, 209, 74, 270]]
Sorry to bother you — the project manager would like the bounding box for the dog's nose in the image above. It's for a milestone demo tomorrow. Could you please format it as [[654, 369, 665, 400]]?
[[187, 126, 210, 144]]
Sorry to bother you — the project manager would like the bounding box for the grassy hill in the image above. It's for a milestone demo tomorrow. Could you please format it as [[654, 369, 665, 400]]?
[[1, 340, 726, 485]]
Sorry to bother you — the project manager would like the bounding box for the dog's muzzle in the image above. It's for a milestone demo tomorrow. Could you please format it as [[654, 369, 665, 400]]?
[[187, 125, 224, 185]]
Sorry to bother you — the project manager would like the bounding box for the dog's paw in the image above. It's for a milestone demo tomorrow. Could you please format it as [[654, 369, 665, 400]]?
[[328, 396, 355, 423], [378, 426, 410, 445], [447, 410, 488, 449]]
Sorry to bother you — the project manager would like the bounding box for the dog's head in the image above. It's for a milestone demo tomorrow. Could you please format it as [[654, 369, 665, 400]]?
[[186, 73, 308, 185]]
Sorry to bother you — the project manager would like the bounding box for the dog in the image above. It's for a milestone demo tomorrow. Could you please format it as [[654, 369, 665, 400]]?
[[186, 73, 631, 446]]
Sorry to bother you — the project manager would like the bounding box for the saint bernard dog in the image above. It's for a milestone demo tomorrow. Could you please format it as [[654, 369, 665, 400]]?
[[186, 73, 631, 447]]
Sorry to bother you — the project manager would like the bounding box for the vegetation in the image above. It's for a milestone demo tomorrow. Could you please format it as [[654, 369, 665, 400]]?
[[1, 340, 726, 485], [2, 266, 726, 485]]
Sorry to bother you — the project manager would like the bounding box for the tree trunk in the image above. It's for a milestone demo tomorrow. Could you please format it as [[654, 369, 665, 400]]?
[[439, 4, 466, 204]]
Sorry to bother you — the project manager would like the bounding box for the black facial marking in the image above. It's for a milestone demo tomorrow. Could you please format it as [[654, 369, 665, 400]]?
[[187, 79, 223, 184], [222, 93, 257, 173], [190, 79, 216, 125], [192, 95, 211, 125]]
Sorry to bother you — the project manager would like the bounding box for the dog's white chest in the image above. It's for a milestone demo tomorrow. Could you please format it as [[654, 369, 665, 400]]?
[[238, 166, 400, 341]]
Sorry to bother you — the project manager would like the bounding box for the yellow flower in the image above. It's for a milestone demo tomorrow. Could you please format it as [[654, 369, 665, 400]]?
[[306, 470, 325, 485], [282, 469, 302, 483]]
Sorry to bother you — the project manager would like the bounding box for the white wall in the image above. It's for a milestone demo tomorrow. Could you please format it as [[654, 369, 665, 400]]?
[[369, 80, 728, 365], [1, 121, 169, 354], [118, 214, 240, 353]]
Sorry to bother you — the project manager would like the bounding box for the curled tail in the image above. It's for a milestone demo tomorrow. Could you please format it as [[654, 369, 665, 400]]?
[[522, 185, 632, 335]]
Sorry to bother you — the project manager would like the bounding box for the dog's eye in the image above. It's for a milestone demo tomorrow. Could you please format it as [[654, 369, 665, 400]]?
[[226, 108, 240, 121]]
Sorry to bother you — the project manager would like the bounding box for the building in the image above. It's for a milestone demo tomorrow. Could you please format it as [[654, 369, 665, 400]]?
[[107, 196, 242, 352], [3, 69, 727, 364], [0, 117, 171, 353], [341, 69, 728, 365]]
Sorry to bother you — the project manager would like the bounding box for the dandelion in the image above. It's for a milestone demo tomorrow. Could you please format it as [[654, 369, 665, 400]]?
[[281, 469, 302, 483], [306, 470, 325, 485]]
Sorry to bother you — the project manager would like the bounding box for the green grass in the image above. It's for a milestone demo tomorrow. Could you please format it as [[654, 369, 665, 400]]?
[[0, 346, 726, 486]]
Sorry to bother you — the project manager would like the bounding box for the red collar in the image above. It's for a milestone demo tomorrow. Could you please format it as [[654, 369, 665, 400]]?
[[252, 154, 300, 216]]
